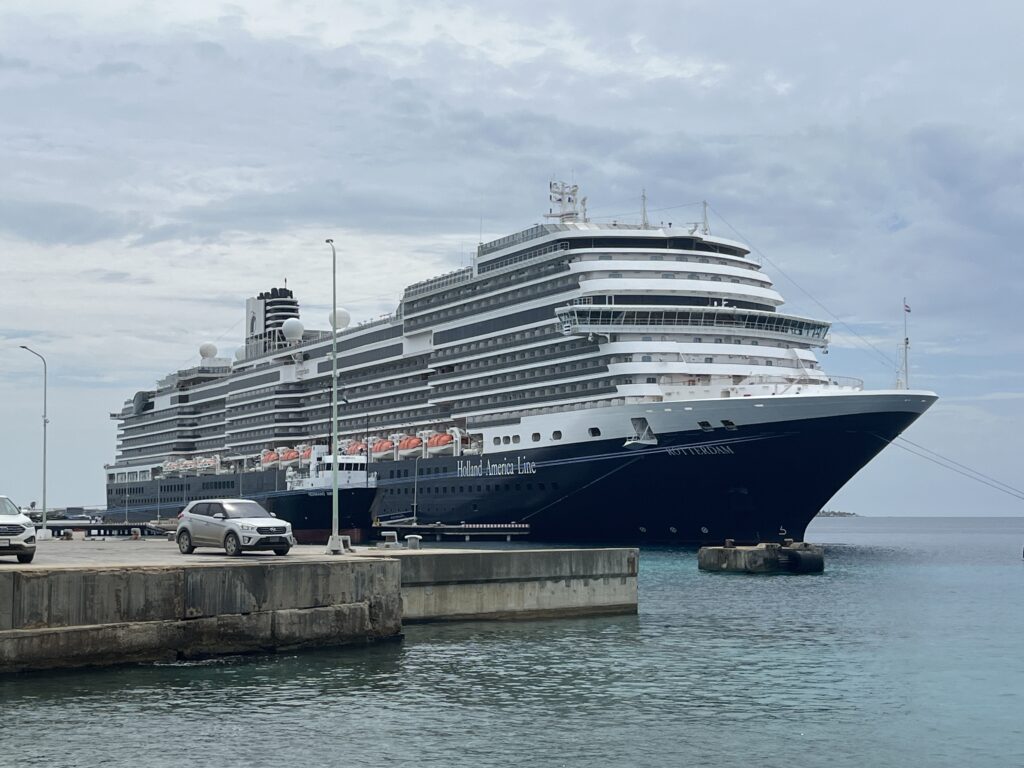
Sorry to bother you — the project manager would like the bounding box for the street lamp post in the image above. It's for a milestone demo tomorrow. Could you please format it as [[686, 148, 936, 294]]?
[[20, 345, 50, 540], [325, 239, 351, 554], [412, 455, 420, 525]]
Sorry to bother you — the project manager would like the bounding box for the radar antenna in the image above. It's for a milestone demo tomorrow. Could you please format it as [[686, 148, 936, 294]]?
[[544, 181, 583, 223]]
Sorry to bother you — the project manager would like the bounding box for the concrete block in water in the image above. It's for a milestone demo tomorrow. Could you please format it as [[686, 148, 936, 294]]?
[[397, 548, 639, 621], [698, 542, 824, 574]]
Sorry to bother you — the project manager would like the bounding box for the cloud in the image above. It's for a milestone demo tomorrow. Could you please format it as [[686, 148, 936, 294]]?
[[0, 200, 128, 244]]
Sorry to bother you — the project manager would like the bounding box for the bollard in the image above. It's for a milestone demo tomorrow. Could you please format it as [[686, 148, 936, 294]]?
[[62, 530, 73, 541], [404, 534, 422, 550], [130, 527, 141, 540]]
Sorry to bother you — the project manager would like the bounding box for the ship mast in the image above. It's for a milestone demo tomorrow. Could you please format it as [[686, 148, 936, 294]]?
[[901, 298, 910, 389], [545, 181, 584, 223]]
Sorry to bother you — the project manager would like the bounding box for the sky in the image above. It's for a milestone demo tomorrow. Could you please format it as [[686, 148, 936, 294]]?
[[1, 0, 1022, 515]]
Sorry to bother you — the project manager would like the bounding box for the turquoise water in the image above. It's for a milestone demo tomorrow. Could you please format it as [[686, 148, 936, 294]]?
[[3, 517, 1023, 767]]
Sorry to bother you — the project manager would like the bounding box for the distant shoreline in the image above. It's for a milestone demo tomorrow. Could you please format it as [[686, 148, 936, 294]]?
[[816, 509, 859, 518]]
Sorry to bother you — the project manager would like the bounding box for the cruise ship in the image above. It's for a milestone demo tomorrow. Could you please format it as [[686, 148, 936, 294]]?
[[106, 183, 936, 543]]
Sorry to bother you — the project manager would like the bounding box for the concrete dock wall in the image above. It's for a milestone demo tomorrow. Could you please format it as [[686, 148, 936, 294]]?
[[0, 559, 402, 673], [1, 544, 640, 673], [396, 548, 639, 622]]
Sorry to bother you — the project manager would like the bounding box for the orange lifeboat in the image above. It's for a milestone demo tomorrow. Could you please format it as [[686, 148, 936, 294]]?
[[398, 436, 423, 457], [299, 445, 312, 463], [344, 442, 366, 456], [279, 447, 300, 466], [261, 449, 280, 467], [372, 440, 395, 460], [427, 433, 455, 455]]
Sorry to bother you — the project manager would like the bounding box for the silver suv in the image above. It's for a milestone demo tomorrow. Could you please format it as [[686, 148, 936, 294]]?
[[0, 495, 36, 564], [176, 499, 294, 557]]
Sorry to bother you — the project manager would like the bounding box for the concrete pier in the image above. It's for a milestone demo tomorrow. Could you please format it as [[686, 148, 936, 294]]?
[[0, 540, 638, 672], [698, 541, 825, 574]]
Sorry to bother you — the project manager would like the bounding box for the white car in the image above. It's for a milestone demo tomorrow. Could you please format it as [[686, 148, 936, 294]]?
[[0, 495, 37, 564], [176, 499, 294, 557]]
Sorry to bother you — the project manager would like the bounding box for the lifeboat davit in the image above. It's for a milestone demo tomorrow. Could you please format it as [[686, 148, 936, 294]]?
[[398, 436, 423, 458], [372, 440, 395, 460], [427, 433, 455, 455], [344, 442, 367, 456]]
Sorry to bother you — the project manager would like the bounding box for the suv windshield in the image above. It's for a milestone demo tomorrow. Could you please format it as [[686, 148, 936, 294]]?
[[0, 497, 20, 516], [221, 501, 274, 519]]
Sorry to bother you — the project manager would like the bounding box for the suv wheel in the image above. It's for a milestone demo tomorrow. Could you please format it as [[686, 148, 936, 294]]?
[[273, 547, 290, 556], [177, 530, 195, 554], [224, 532, 242, 557], [17, 552, 34, 564]]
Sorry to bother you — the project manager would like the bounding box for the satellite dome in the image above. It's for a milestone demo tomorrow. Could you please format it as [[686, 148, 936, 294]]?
[[329, 308, 351, 330], [281, 317, 304, 341], [234, 347, 245, 361], [199, 342, 217, 359]]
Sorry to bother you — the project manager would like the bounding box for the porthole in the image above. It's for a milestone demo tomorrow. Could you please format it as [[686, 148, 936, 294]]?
[[531, 433, 541, 442], [588, 427, 601, 437], [552, 430, 562, 440]]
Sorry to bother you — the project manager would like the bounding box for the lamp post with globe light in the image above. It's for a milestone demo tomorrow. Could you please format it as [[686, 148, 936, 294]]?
[[325, 239, 351, 554], [19, 345, 50, 539]]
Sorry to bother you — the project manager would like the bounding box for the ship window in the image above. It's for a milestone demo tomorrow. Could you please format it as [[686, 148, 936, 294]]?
[[609, 272, 622, 278], [588, 427, 601, 437], [641, 355, 652, 362], [502, 436, 511, 445], [704, 357, 714, 363], [766, 360, 774, 366], [693, 337, 702, 343], [493, 437, 501, 446], [698, 421, 714, 432], [715, 338, 723, 343], [600, 254, 612, 260], [512, 435, 521, 444], [722, 420, 738, 431], [532, 433, 541, 442], [552, 430, 562, 440], [642, 336, 652, 341], [646, 377, 657, 384], [662, 273, 674, 279]]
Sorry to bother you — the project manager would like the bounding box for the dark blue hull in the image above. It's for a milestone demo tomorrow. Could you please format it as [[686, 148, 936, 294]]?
[[105, 399, 928, 545], [257, 487, 376, 543], [370, 408, 921, 544]]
